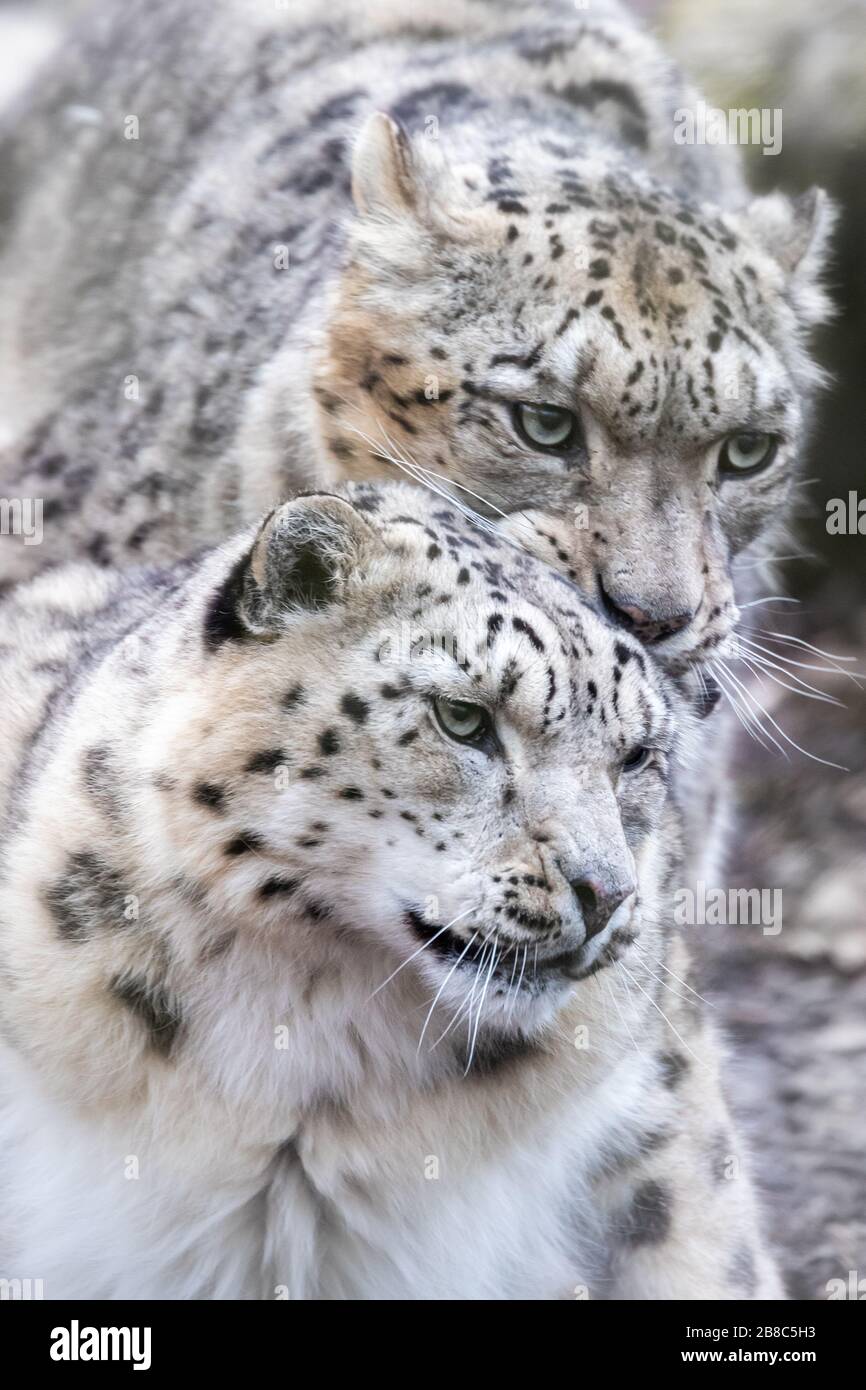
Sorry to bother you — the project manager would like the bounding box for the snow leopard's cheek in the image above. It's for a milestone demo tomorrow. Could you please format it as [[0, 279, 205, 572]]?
[[313, 275, 466, 486], [617, 766, 671, 847], [717, 456, 796, 557]]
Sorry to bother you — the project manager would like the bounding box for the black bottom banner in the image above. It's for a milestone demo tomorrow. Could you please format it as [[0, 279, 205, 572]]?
[[6, 1298, 859, 1374]]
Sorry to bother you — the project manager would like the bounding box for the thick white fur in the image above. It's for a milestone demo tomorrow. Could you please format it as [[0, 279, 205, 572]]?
[[0, 483, 780, 1300]]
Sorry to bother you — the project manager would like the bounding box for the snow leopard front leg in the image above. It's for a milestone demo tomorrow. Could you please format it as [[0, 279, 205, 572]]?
[[593, 1017, 784, 1301]]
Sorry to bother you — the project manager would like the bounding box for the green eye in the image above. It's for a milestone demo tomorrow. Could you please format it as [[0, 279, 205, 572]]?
[[433, 697, 490, 743], [514, 402, 577, 450], [719, 431, 777, 476]]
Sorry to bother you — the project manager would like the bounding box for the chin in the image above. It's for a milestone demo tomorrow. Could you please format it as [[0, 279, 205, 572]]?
[[663, 620, 737, 678], [713, 627, 742, 662], [406, 909, 609, 1039]]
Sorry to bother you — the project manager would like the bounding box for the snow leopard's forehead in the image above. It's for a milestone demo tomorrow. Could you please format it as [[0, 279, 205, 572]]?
[[342, 476, 624, 632], [338, 479, 675, 748], [422, 156, 800, 454], [342, 475, 592, 618]]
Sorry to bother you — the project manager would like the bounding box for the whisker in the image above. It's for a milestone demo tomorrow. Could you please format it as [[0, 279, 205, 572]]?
[[637, 951, 716, 1009], [603, 974, 642, 1057], [738, 596, 799, 609], [505, 943, 522, 1018], [618, 963, 712, 1074], [733, 646, 843, 707], [464, 943, 499, 1075], [630, 944, 707, 1010], [734, 552, 814, 569], [754, 629, 861, 682], [378, 425, 502, 537], [717, 658, 848, 771], [441, 949, 488, 1049], [368, 907, 474, 1000], [756, 629, 858, 661], [429, 937, 494, 1051], [342, 421, 501, 538], [714, 658, 796, 760], [702, 664, 752, 746], [516, 943, 529, 997], [410, 463, 540, 546], [737, 632, 861, 686], [710, 660, 778, 754], [374, 418, 539, 536], [329, 395, 553, 557], [416, 929, 479, 1053]]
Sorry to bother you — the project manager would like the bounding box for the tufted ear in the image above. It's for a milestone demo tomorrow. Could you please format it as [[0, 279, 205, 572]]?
[[205, 494, 380, 645], [351, 111, 418, 218], [742, 187, 836, 325]]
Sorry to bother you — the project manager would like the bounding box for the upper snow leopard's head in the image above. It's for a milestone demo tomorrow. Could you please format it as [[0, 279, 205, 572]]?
[[314, 113, 834, 674]]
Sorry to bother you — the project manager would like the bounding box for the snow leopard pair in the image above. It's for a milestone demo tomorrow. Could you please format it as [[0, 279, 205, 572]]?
[[0, 0, 832, 1297]]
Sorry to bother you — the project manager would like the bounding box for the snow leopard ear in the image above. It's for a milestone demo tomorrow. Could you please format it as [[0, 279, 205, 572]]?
[[742, 187, 836, 325], [351, 111, 418, 218], [206, 495, 380, 644]]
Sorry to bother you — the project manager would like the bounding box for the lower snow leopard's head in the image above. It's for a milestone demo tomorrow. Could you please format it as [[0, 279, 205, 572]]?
[[314, 114, 834, 676], [155, 481, 692, 1037]]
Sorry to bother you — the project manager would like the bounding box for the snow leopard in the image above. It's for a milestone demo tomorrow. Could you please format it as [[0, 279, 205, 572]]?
[[0, 480, 782, 1300], [0, 0, 832, 684]]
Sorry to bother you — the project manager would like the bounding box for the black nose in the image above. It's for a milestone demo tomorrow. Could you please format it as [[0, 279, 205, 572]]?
[[570, 878, 633, 940], [599, 581, 694, 645]]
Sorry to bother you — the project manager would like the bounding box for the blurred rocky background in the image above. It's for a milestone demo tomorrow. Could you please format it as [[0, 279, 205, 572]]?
[[645, 0, 866, 1300], [1, 0, 864, 1300]]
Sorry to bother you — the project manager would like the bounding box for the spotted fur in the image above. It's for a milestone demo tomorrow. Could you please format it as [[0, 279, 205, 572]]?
[[0, 481, 781, 1298], [0, 0, 831, 683]]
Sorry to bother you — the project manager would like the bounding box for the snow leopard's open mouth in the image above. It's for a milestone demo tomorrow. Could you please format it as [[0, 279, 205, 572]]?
[[405, 909, 597, 989]]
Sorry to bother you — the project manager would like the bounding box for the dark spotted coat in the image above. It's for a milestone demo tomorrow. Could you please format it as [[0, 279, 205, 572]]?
[[0, 0, 830, 662]]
